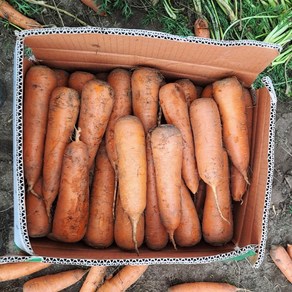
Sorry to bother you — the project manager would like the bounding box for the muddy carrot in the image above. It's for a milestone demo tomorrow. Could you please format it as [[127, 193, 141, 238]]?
[[80, 266, 107, 292], [175, 79, 198, 106], [68, 71, 95, 94], [54, 69, 69, 87]]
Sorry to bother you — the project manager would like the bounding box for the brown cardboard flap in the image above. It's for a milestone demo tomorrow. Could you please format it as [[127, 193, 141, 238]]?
[[24, 33, 279, 87], [234, 87, 271, 247]]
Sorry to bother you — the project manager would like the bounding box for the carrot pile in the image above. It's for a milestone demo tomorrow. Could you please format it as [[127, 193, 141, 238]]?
[[23, 64, 254, 253]]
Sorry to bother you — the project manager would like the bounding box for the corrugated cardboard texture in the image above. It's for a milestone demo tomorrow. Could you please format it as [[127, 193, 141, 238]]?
[[24, 33, 278, 87]]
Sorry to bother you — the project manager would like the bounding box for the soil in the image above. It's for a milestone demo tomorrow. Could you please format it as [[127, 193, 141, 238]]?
[[0, 1, 291, 291]]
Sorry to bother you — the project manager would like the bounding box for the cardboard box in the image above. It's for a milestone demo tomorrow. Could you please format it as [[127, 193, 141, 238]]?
[[13, 27, 279, 267]]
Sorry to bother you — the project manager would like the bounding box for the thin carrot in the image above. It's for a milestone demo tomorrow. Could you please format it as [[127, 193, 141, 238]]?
[[194, 18, 210, 38], [151, 125, 183, 249], [80, 266, 107, 292], [52, 128, 89, 243], [78, 79, 114, 170], [68, 71, 95, 94], [159, 83, 199, 194], [168, 282, 242, 292], [0, 1, 42, 29], [23, 65, 57, 194], [84, 141, 115, 248], [54, 69, 69, 87], [213, 77, 249, 183], [97, 265, 148, 292], [175, 79, 198, 107], [270, 245, 292, 283], [23, 269, 87, 292], [114, 115, 147, 254], [0, 262, 51, 282], [43, 87, 80, 218]]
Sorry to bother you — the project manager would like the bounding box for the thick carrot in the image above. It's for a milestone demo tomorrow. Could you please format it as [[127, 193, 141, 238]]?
[[68, 71, 95, 94], [231, 88, 253, 201], [23, 65, 57, 194], [114, 115, 146, 253], [132, 67, 163, 132], [201, 84, 213, 98], [213, 77, 249, 183], [23, 269, 87, 292], [98, 265, 148, 292], [0, 262, 51, 282], [106, 68, 132, 170], [202, 151, 233, 246], [54, 69, 69, 87], [0, 1, 42, 29], [151, 125, 183, 249], [168, 282, 241, 292], [114, 194, 144, 251], [80, 266, 107, 292], [78, 79, 114, 170], [84, 141, 115, 248], [43, 87, 80, 217], [190, 98, 224, 205], [195, 179, 206, 219], [194, 18, 210, 38], [175, 79, 198, 106], [174, 180, 201, 247], [52, 129, 89, 243], [270, 245, 292, 283], [287, 244, 292, 259], [26, 177, 50, 238], [159, 83, 199, 194], [145, 134, 168, 250]]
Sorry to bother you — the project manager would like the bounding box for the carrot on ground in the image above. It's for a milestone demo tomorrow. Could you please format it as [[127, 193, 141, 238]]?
[[213, 77, 249, 183], [114, 115, 147, 254], [270, 245, 292, 283], [0, 1, 42, 29], [98, 265, 148, 292], [68, 71, 95, 94], [194, 18, 210, 38], [26, 177, 50, 238], [78, 79, 114, 170], [52, 128, 89, 243], [80, 266, 107, 292], [145, 134, 168, 250], [175, 79, 198, 107], [54, 69, 69, 87], [168, 282, 242, 292], [0, 262, 51, 282], [174, 180, 201, 247], [23, 65, 57, 195], [84, 141, 115, 248], [159, 83, 199, 194], [23, 269, 87, 292], [42, 87, 80, 218], [151, 125, 183, 249]]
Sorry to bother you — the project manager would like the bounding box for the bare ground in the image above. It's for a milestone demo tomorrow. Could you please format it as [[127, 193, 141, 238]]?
[[0, 1, 291, 291]]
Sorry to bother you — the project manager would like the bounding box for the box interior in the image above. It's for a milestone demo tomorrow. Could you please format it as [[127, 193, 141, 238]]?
[[21, 31, 277, 260]]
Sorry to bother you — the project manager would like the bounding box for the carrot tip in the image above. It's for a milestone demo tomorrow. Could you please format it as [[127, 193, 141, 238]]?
[[169, 233, 177, 250], [29, 187, 42, 199]]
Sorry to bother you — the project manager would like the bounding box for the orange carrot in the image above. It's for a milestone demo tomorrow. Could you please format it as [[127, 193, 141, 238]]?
[[114, 115, 147, 254], [98, 265, 148, 292], [132, 67, 163, 132], [270, 245, 292, 283], [52, 128, 89, 243], [26, 177, 50, 238], [145, 134, 168, 250], [43, 87, 80, 217], [175, 79, 198, 106], [80, 266, 107, 292], [159, 83, 199, 194], [213, 77, 249, 183], [151, 125, 183, 249], [0, 262, 51, 282], [68, 71, 95, 94], [78, 79, 114, 170], [84, 141, 115, 248], [23, 65, 57, 194], [106, 68, 132, 170], [80, 0, 106, 15], [0, 1, 42, 29], [287, 244, 292, 259], [168, 282, 241, 292], [174, 180, 201, 247], [194, 18, 210, 38], [23, 269, 87, 292], [114, 194, 144, 251], [202, 151, 233, 245], [201, 84, 213, 98], [54, 69, 69, 87]]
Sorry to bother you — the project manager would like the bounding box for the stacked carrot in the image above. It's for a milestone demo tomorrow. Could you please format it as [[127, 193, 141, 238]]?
[[24, 65, 253, 253]]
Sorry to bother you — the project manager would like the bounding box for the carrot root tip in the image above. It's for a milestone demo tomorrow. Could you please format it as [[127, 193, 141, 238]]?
[[212, 185, 231, 225], [169, 232, 177, 250]]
